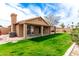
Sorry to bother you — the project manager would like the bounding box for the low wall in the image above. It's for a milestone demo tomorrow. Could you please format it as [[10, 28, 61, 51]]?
[[56, 28, 71, 33], [0, 27, 11, 35]]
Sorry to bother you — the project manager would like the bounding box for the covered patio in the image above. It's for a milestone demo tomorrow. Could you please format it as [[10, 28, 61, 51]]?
[[16, 24, 51, 38], [24, 24, 51, 38]]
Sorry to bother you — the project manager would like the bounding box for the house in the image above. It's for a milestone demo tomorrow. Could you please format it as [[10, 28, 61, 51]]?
[[10, 13, 52, 38]]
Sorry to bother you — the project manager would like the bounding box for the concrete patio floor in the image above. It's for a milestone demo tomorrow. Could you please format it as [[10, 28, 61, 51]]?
[[0, 34, 51, 45], [0, 34, 24, 44]]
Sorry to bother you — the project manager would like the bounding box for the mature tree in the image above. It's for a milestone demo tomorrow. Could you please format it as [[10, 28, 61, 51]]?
[[60, 23, 65, 28], [60, 23, 65, 32], [44, 14, 60, 33], [46, 14, 60, 25]]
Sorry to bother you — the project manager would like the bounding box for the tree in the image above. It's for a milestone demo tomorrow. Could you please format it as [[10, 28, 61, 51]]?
[[46, 14, 60, 25], [67, 24, 70, 28], [60, 23, 65, 28], [44, 14, 60, 33], [60, 23, 65, 32], [71, 22, 74, 29]]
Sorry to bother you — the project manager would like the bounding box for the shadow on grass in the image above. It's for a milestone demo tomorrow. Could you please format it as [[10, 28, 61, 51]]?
[[0, 33, 64, 46], [29, 33, 63, 42]]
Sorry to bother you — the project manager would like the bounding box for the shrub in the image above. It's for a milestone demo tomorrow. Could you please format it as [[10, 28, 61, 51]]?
[[71, 27, 79, 45]]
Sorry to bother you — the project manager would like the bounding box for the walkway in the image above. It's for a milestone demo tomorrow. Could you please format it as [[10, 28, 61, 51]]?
[[70, 44, 79, 56]]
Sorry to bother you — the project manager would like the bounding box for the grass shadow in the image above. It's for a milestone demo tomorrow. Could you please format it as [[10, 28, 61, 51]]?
[[29, 33, 64, 42], [0, 33, 64, 45]]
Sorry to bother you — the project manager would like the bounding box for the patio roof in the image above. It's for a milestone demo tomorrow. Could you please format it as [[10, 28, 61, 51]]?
[[15, 16, 51, 26]]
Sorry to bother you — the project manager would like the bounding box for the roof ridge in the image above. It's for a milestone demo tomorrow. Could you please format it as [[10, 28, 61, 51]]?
[[41, 16, 52, 26]]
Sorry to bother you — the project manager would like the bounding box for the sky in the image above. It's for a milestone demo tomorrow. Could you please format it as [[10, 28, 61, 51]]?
[[0, 0, 79, 27]]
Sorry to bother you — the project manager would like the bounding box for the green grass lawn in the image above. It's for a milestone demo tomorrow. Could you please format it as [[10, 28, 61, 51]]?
[[0, 33, 72, 56]]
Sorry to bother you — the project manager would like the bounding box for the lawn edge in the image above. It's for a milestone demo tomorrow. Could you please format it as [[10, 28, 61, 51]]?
[[64, 42, 76, 56]]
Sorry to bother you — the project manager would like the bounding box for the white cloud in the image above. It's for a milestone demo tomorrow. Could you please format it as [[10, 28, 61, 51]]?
[[55, 3, 79, 27], [0, 0, 79, 27], [0, 3, 37, 27]]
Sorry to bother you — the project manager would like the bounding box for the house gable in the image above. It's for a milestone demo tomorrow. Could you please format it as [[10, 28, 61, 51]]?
[[23, 17, 50, 26]]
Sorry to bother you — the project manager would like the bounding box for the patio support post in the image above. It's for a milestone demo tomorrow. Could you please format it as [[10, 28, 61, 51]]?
[[49, 27, 51, 34], [23, 24, 27, 38], [30, 26, 33, 35], [41, 26, 43, 36]]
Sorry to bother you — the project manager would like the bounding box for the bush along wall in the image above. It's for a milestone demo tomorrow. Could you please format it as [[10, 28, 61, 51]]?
[[71, 25, 79, 45]]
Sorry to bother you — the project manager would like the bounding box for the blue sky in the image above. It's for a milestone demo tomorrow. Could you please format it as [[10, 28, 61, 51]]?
[[0, 2, 79, 27], [18, 3, 62, 15]]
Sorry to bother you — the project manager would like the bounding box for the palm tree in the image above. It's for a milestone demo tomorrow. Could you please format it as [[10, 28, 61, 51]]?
[[71, 22, 74, 29]]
